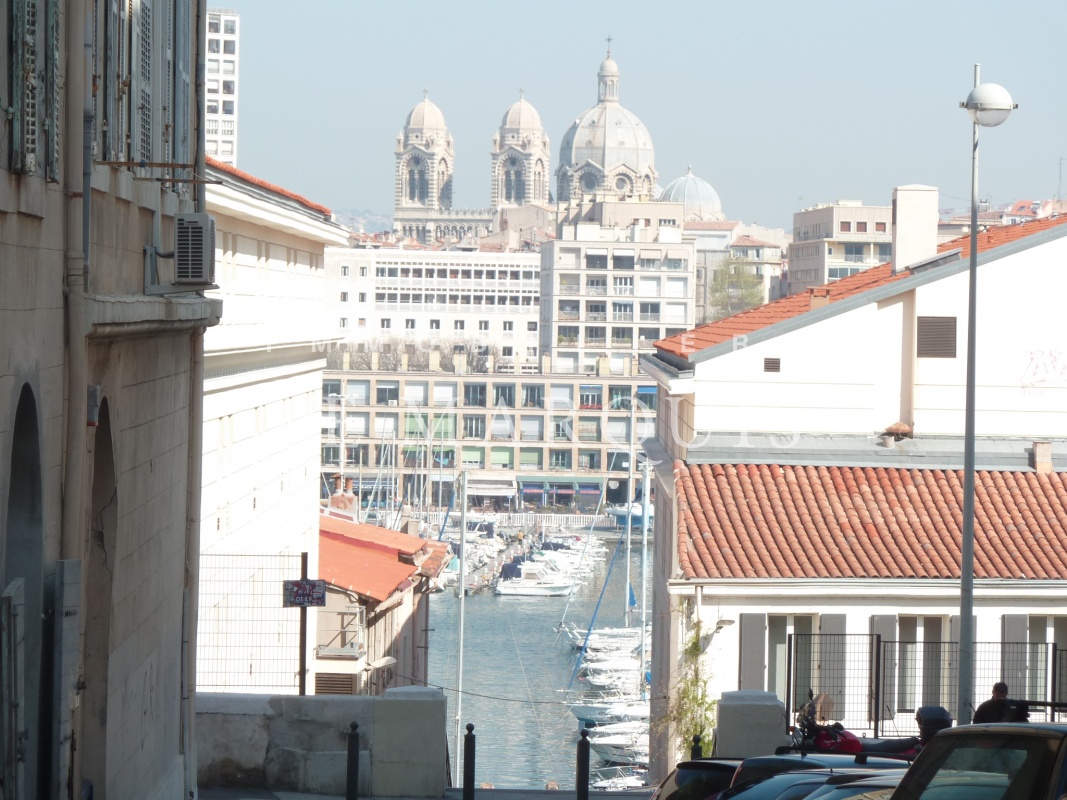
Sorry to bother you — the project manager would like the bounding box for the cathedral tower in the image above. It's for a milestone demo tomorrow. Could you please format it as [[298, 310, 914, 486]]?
[[490, 91, 551, 210]]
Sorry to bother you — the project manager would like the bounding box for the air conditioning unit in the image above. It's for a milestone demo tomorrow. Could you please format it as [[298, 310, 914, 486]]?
[[388, 400, 398, 407], [175, 213, 216, 284]]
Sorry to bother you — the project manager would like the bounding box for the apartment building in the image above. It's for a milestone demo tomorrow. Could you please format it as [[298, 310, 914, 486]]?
[[540, 197, 697, 375], [325, 245, 543, 368], [205, 9, 240, 165], [319, 360, 658, 512], [787, 201, 893, 293]]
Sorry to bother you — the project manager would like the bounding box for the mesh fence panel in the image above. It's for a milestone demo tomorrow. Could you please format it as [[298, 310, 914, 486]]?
[[197, 553, 303, 693]]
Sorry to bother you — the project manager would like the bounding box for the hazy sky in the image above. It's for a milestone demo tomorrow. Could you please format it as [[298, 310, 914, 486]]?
[[222, 0, 1067, 231]]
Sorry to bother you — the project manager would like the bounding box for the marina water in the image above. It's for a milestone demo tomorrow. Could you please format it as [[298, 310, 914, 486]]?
[[428, 543, 652, 788]]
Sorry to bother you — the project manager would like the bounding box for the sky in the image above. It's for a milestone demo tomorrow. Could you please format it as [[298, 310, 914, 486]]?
[[222, 0, 1067, 232]]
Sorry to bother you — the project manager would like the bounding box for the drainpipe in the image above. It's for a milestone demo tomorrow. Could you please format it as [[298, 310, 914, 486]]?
[[183, 2, 209, 797], [61, 0, 91, 562]]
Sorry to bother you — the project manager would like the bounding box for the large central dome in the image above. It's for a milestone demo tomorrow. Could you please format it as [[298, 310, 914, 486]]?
[[556, 52, 657, 202]]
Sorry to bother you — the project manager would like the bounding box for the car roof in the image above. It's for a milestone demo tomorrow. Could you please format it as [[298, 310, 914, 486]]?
[[741, 753, 909, 768]]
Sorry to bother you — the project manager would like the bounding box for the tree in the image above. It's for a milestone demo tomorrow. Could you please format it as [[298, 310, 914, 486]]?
[[654, 617, 717, 760], [705, 258, 766, 323]]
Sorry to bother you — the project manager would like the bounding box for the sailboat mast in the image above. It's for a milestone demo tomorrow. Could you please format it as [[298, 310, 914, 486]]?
[[453, 470, 468, 786], [639, 456, 651, 700], [623, 395, 636, 626]]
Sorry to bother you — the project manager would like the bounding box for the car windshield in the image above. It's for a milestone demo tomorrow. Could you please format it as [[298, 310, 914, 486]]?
[[893, 732, 1059, 800], [652, 762, 739, 800]]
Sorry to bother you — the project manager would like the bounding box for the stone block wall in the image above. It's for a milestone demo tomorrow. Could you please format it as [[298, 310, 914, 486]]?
[[196, 686, 447, 796]]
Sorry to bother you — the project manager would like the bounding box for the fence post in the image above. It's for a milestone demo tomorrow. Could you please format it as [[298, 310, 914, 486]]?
[[872, 635, 882, 739], [463, 723, 475, 800], [346, 722, 359, 800], [576, 729, 590, 800], [690, 734, 702, 760]]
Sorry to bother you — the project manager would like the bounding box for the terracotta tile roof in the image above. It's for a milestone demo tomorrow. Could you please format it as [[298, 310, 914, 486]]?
[[673, 461, 1067, 581], [657, 215, 1067, 359], [320, 512, 426, 556], [206, 156, 333, 217], [732, 235, 779, 249], [418, 540, 451, 579], [319, 530, 418, 602]]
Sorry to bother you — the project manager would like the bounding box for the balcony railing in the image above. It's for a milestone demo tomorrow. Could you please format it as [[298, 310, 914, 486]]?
[[559, 286, 581, 295], [612, 313, 634, 322], [585, 338, 606, 347], [844, 254, 865, 263], [612, 286, 634, 296], [586, 286, 607, 295], [558, 311, 580, 320], [557, 337, 578, 347], [612, 338, 634, 348], [639, 313, 661, 322], [586, 312, 607, 321]]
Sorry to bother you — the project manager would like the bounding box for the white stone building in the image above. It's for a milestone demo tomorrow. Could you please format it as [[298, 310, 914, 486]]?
[[640, 188, 1067, 778], [787, 200, 894, 293], [205, 8, 240, 166], [1, 1, 219, 796], [195, 158, 348, 693]]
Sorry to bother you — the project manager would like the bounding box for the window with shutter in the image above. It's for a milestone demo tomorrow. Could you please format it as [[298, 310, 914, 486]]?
[[11, 0, 40, 174], [137, 0, 153, 161], [917, 316, 957, 358]]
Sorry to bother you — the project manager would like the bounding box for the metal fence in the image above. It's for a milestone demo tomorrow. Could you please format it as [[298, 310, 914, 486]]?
[[788, 634, 1066, 738], [411, 511, 611, 530], [197, 553, 303, 693]]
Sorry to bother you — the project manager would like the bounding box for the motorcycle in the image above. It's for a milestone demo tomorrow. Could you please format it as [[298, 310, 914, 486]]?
[[788, 690, 948, 757]]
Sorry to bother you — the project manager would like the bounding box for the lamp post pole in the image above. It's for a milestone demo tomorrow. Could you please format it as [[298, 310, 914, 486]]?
[[957, 64, 1015, 723]]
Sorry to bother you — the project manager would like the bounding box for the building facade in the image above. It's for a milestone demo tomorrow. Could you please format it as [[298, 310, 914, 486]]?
[[319, 364, 658, 511], [205, 8, 240, 166], [641, 194, 1067, 778], [787, 200, 893, 293], [540, 197, 697, 375], [325, 246, 542, 368], [1, 1, 219, 796]]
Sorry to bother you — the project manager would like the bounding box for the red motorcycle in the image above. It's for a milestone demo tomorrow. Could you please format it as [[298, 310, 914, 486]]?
[[788, 690, 948, 757]]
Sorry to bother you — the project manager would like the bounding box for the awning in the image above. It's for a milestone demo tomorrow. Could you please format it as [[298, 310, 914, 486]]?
[[577, 483, 603, 495], [666, 248, 689, 260], [521, 482, 546, 494], [466, 479, 517, 497], [586, 247, 608, 256], [639, 248, 663, 260], [612, 248, 635, 257], [549, 482, 576, 495]]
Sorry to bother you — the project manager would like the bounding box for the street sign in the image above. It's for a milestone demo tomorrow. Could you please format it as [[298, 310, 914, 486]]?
[[283, 579, 327, 608]]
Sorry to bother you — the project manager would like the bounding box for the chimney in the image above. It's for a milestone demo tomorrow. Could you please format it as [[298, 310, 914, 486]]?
[[332, 474, 343, 494], [1032, 441, 1053, 475], [808, 287, 831, 310], [342, 350, 350, 370], [344, 478, 354, 494], [428, 348, 441, 372], [892, 185, 939, 273]]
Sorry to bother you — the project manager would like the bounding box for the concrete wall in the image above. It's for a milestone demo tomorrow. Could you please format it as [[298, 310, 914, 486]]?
[[197, 686, 448, 796]]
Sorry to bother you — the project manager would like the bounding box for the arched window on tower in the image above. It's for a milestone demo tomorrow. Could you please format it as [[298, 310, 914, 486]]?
[[504, 156, 524, 204], [408, 156, 428, 204]]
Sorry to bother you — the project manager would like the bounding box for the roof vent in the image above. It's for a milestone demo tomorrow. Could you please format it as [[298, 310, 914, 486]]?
[[1032, 441, 1053, 475], [175, 213, 216, 284]]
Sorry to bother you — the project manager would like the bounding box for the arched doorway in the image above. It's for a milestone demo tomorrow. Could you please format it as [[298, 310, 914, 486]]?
[[82, 398, 117, 796], [4, 384, 45, 793]]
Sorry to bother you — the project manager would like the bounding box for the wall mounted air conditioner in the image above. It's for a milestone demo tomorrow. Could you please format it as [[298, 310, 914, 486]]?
[[388, 400, 398, 407], [175, 213, 216, 284]]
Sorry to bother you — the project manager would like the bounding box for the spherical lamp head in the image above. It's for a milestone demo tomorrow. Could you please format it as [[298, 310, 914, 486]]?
[[964, 83, 1015, 127]]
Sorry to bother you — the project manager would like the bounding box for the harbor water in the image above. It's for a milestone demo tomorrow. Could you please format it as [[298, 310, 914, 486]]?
[[427, 538, 653, 789]]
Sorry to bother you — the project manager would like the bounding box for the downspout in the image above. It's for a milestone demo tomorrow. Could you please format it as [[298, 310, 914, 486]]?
[[63, 0, 92, 796], [61, 0, 91, 561], [183, 1, 208, 797]]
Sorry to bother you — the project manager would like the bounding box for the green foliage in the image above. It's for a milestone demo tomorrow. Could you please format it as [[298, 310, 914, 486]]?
[[705, 259, 765, 322], [658, 620, 717, 757]]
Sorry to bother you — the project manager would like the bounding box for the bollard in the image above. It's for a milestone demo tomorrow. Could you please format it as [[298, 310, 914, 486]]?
[[346, 722, 359, 800], [576, 729, 590, 800], [690, 733, 702, 760], [463, 723, 476, 800]]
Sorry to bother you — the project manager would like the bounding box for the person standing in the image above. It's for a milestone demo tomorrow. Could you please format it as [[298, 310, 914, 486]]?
[[972, 681, 1010, 723]]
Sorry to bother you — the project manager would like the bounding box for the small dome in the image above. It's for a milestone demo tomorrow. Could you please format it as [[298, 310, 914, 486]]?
[[659, 167, 724, 221], [405, 96, 447, 132], [501, 96, 543, 133], [599, 54, 619, 78]]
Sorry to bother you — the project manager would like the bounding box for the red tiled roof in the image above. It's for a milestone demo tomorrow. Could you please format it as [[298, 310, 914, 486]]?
[[206, 156, 333, 217], [320, 512, 426, 556], [657, 215, 1067, 359], [674, 461, 1067, 581], [419, 540, 451, 579], [319, 530, 418, 602], [732, 235, 778, 249]]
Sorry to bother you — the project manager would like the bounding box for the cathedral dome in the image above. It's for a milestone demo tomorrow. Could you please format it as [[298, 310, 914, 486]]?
[[556, 52, 656, 200], [501, 95, 543, 133], [660, 167, 724, 221], [405, 96, 448, 132]]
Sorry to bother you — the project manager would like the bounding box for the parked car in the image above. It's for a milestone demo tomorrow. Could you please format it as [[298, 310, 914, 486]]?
[[732, 753, 913, 789], [889, 722, 1067, 800], [804, 771, 904, 800], [650, 758, 744, 800], [717, 768, 896, 800]]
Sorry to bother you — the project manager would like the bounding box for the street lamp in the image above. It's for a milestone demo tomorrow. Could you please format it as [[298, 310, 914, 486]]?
[[957, 65, 1015, 723]]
